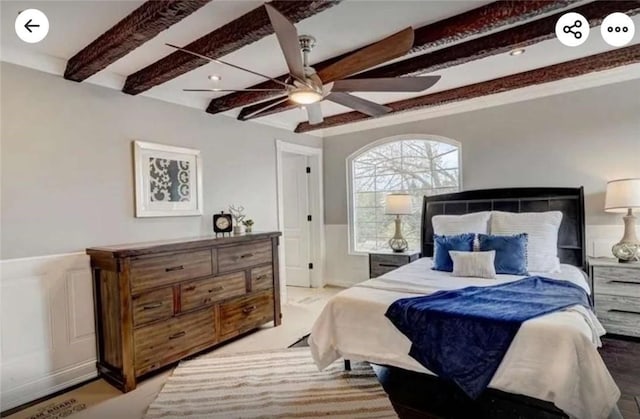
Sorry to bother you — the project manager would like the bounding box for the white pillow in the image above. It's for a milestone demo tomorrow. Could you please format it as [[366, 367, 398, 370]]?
[[450, 250, 497, 279], [433, 211, 490, 253], [432, 211, 491, 235], [490, 211, 563, 273]]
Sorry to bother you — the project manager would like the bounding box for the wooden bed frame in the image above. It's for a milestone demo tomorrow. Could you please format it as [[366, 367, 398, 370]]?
[[350, 187, 587, 419]]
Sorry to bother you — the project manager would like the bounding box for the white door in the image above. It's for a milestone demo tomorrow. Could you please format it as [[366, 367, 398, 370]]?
[[282, 153, 311, 287]]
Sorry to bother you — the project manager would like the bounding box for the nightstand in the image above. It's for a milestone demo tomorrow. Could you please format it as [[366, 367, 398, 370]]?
[[589, 258, 640, 338], [369, 250, 420, 278]]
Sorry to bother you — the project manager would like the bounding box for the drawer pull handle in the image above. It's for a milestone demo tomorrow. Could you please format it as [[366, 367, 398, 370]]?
[[240, 253, 254, 259], [609, 309, 640, 316], [379, 263, 400, 268], [256, 275, 268, 281], [142, 302, 162, 310], [242, 305, 257, 314], [209, 286, 224, 293], [609, 280, 640, 286], [169, 331, 186, 340], [184, 285, 196, 292], [165, 265, 184, 272]]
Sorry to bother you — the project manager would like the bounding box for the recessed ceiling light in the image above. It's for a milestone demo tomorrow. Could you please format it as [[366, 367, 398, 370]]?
[[208, 74, 222, 81], [509, 48, 525, 56]]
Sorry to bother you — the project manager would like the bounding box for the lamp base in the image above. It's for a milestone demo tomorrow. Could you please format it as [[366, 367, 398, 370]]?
[[613, 242, 640, 263], [388, 239, 408, 253], [612, 211, 640, 263], [388, 216, 408, 253]]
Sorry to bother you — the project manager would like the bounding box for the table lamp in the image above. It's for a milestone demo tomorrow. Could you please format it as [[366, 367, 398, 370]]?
[[385, 193, 413, 252], [605, 178, 640, 263]]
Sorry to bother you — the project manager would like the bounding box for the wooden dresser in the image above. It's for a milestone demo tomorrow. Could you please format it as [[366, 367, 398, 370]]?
[[589, 258, 640, 338], [86, 232, 281, 392]]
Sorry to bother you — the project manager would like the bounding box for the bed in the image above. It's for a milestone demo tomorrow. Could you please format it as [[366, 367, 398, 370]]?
[[309, 187, 621, 419]]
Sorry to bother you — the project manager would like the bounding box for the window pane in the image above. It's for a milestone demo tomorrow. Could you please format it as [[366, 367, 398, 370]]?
[[350, 138, 460, 253]]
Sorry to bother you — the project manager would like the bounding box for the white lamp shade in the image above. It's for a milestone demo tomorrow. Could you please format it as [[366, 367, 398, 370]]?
[[605, 178, 640, 213], [385, 193, 413, 215]]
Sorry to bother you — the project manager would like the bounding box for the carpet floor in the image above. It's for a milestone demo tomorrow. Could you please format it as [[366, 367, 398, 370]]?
[[143, 348, 397, 419]]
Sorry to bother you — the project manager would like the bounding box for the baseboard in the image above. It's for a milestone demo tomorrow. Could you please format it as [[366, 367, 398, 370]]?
[[0, 374, 99, 417], [1, 361, 97, 411]]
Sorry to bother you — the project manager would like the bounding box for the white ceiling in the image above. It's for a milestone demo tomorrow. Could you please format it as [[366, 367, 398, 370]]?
[[1, 0, 639, 134]]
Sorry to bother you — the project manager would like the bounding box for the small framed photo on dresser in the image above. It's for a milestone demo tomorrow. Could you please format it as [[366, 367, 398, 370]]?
[[133, 141, 203, 217]]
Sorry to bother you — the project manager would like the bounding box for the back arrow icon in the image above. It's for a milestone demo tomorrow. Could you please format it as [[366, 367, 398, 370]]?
[[24, 19, 40, 33]]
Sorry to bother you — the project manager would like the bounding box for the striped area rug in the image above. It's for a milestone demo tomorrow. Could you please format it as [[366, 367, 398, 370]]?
[[143, 347, 397, 418]]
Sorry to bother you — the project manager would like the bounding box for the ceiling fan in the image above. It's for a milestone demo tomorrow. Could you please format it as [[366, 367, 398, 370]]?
[[169, 3, 440, 125]]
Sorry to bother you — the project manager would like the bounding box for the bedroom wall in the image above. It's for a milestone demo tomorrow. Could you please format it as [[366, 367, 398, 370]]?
[[323, 79, 640, 287], [0, 62, 321, 259], [0, 62, 321, 409]]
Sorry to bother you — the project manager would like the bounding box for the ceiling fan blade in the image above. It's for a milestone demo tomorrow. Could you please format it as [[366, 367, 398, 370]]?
[[166, 43, 289, 88], [326, 92, 391, 117], [331, 76, 440, 92], [265, 4, 306, 82], [306, 102, 324, 125], [239, 95, 290, 120], [183, 88, 286, 92], [317, 27, 414, 83]]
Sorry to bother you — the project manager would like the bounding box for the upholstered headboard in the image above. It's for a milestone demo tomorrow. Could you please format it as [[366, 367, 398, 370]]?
[[420, 187, 586, 270]]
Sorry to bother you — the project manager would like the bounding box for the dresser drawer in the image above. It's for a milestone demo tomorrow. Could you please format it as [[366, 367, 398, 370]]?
[[595, 294, 640, 337], [593, 266, 640, 298], [130, 250, 213, 293], [218, 241, 272, 273], [132, 287, 174, 327], [250, 265, 273, 292], [219, 291, 274, 338], [180, 272, 246, 312], [134, 308, 216, 375]]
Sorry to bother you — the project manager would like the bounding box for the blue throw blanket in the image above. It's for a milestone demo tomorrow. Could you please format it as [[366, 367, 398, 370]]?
[[385, 276, 590, 399]]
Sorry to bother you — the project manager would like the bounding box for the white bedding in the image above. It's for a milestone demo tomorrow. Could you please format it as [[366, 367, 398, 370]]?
[[309, 258, 620, 419]]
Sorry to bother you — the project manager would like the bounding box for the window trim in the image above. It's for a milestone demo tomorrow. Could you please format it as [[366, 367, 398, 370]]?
[[346, 134, 462, 256]]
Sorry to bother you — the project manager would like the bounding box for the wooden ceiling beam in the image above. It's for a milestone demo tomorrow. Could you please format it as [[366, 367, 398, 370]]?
[[64, 0, 211, 82], [294, 44, 640, 133], [207, 0, 575, 116], [238, 0, 640, 121], [122, 0, 341, 95]]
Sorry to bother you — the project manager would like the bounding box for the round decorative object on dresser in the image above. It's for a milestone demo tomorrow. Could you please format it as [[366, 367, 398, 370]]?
[[213, 212, 232, 235]]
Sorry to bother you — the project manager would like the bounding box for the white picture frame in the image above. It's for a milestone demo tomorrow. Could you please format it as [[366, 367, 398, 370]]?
[[133, 141, 203, 217]]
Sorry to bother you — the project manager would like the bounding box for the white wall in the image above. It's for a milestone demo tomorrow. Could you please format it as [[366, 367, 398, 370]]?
[[0, 62, 321, 409], [322, 79, 640, 286], [0, 62, 321, 260]]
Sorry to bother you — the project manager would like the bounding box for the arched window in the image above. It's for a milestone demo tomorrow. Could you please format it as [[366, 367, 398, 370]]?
[[347, 135, 461, 254]]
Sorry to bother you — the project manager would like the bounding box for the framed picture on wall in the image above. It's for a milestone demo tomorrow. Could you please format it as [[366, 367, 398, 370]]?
[[133, 141, 203, 217]]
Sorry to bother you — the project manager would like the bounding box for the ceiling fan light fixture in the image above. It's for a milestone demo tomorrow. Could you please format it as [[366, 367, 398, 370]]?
[[289, 88, 323, 105], [208, 74, 222, 81]]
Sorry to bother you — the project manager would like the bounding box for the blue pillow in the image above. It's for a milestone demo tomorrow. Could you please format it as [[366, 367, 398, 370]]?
[[432, 233, 475, 272], [478, 233, 529, 275]]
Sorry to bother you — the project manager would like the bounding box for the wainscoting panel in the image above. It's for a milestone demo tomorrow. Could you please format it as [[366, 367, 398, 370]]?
[[0, 253, 97, 411]]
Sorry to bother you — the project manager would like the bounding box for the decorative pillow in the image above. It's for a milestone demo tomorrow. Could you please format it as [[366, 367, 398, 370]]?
[[490, 211, 562, 272], [433, 211, 491, 253], [432, 233, 475, 272], [432, 211, 491, 235], [450, 250, 497, 279], [478, 233, 529, 275]]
